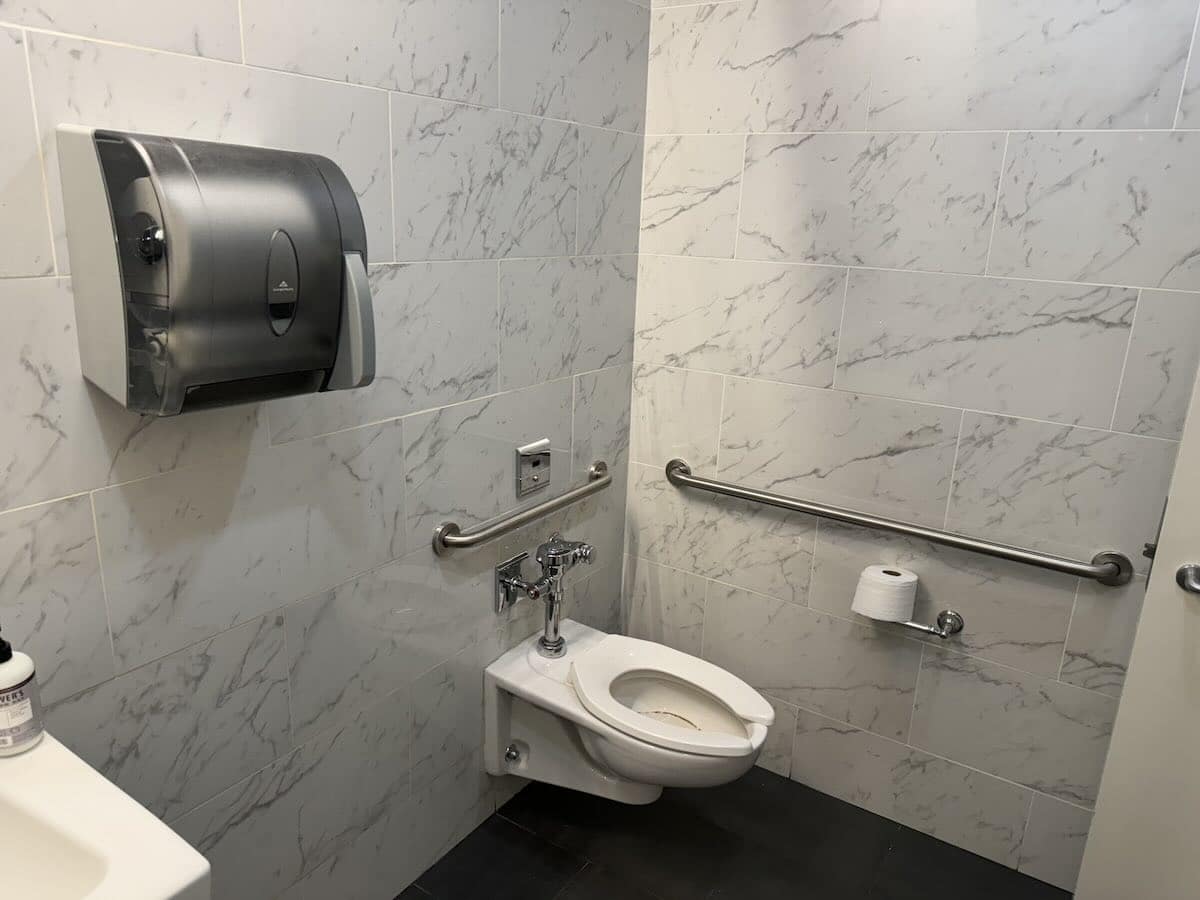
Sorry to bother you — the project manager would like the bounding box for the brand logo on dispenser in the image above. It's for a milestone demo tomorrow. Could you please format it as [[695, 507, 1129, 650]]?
[[272, 279, 293, 293]]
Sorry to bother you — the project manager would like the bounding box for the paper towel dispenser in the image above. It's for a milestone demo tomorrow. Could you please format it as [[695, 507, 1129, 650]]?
[[56, 126, 375, 415]]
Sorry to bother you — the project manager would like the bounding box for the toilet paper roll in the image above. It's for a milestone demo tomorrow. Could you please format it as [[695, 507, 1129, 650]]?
[[851, 565, 918, 623]]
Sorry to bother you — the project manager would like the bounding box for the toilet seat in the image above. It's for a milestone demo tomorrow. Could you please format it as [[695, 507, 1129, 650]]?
[[568, 635, 774, 758]]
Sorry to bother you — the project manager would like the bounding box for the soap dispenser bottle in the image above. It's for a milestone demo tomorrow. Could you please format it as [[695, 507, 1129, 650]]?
[[0, 626, 43, 756]]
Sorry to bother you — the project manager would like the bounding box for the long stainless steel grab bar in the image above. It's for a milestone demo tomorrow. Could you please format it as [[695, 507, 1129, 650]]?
[[665, 459, 1133, 587], [433, 461, 611, 556]]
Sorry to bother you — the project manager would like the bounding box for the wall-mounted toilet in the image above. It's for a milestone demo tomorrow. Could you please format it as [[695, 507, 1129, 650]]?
[[484, 619, 774, 804]]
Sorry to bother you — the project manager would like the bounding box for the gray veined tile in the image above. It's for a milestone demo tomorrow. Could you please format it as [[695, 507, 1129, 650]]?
[[640, 135, 744, 258], [836, 269, 1135, 427], [645, 0, 878, 134], [718, 378, 961, 526], [567, 561, 623, 634], [500, 0, 649, 132], [702, 583, 923, 740], [636, 256, 844, 387], [629, 364, 724, 475], [738, 132, 1005, 273], [0, 0, 241, 59], [757, 696, 798, 779], [947, 413, 1177, 574], [1060, 576, 1146, 699], [97, 421, 406, 672], [27, 33, 392, 270], [498, 257, 635, 392], [909, 650, 1117, 806], [809, 521, 1077, 677], [242, 0, 498, 104], [1113, 289, 1200, 440], [573, 365, 633, 479], [45, 614, 290, 822], [287, 544, 499, 744], [173, 688, 413, 900], [625, 462, 816, 606], [988, 132, 1200, 291], [269, 262, 499, 444], [0, 496, 111, 705], [868, 0, 1196, 131], [0, 29, 53, 278], [621, 557, 706, 655], [402, 378, 573, 550], [0, 277, 266, 510], [578, 128, 644, 255], [1019, 794, 1093, 893], [790, 707, 1032, 867], [391, 93, 577, 261]]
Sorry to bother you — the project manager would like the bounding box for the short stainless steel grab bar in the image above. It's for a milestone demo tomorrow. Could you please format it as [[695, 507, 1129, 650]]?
[[665, 459, 1133, 587], [433, 461, 611, 556]]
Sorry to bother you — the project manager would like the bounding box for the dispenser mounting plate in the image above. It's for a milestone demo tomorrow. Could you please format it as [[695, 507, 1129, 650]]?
[[516, 439, 551, 498]]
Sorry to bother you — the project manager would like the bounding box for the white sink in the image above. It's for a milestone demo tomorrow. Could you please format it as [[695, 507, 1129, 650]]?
[[0, 734, 210, 900]]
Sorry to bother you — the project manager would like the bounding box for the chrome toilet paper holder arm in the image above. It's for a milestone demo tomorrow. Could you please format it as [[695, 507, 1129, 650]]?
[[899, 610, 964, 639]]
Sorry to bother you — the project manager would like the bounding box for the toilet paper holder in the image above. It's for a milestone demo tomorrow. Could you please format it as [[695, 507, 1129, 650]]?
[[900, 610, 964, 639]]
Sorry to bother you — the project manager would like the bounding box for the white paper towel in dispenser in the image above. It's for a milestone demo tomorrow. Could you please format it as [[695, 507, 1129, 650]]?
[[851, 565, 919, 622]]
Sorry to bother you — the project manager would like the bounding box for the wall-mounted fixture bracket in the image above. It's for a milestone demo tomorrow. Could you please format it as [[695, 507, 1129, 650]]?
[[899, 610, 965, 639]]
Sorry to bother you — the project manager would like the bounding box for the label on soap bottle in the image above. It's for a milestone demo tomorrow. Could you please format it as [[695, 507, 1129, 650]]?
[[0, 673, 43, 750]]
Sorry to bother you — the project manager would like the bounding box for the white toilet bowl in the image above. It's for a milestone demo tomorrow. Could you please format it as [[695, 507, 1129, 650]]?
[[484, 619, 774, 804]]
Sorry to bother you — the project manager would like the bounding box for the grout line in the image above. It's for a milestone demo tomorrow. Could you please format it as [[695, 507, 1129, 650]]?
[[1173, 3, 1200, 128], [574, 127, 582, 257], [1017, 790, 1038, 863], [1107, 288, 1141, 430], [236, 0, 246, 63], [941, 409, 967, 529], [641, 127, 1200, 138], [905, 643, 925, 745], [713, 374, 729, 474], [982, 131, 1011, 276], [387, 94, 397, 264], [730, 133, 749, 259], [1056, 579, 1084, 682], [20, 27, 59, 276], [496, 0, 503, 107]]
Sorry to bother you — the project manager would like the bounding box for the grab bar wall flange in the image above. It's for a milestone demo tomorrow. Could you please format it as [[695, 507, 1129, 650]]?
[[432, 461, 611, 556], [664, 459, 1133, 587]]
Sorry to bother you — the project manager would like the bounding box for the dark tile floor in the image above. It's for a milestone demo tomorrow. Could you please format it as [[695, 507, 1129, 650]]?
[[400, 768, 1071, 899]]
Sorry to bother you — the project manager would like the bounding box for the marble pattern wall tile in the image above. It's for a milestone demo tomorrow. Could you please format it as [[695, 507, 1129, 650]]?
[[242, 0, 497, 103], [718, 378, 961, 525], [0, 29, 53, 278], [636, 256, 844, 386], [287, 545, 497, 744], [0, 0, 241, 58], [645, 0, 878, 134], [738, 132, 1005, 273], [703, 583, 924, 739], [0, 496, 110, 704], [625, 462, 816, 605], [1113, 289, 1200, 440], [391, 93, 577, 261], [989, 132, 1200, 291], [868, 0, 1196, 131], [910, 650, 1117, 806], [96, 421, 405, 671], [45, 615, 289, 821], [269, 262, 498, 444], [791, 707, 1032, 866], [578, 257, 639, 376], [1019, 794, 1094, 892], [947, 413, 1177, 572], [1060, 577, 1146, 699], [1178, 42, 1200, 125], [809, 521, 1078, 677], [173, 689, 412, 900], [403, 378, 572, 549], [0, 277, 266, 510], [579, 128, 644, 255], [622, 556, 706, 655], [640, 135, 744, 258], [568, 561, 623, 634], [27, 33, 392, 270], [629, 364, 723, 474], [500, 0, 649, 132], [836, 269, 1136, 427], [757, 697, 798, 779], [573, 365, 634, 479]]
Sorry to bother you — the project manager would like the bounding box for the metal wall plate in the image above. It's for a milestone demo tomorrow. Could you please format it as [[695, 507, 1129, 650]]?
[[495, 552, 529, 613], [516, 438, 551, 498]]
